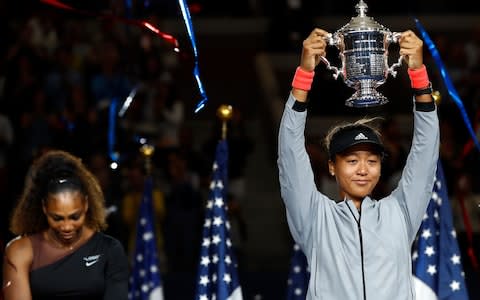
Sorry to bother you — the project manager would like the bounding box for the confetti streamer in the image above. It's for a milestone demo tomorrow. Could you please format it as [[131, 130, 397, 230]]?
[[178, 0, 209, 112], [40, 0, 179, 51], [415, 17, 480, 152]]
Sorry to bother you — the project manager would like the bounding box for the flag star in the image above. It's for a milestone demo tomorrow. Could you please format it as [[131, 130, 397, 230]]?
[[201, 256, 210, 267], [422, 213, 428, 220], [425, 246, 435, 257], [139, 269, 146, 277], [202, 238, 211, 247], [226, 221, 231, 229], [451, 230, 457, 238], [206, 200, 213, 209], [141, 284, 149, 292], [212, 235, 222, 245], [294, 244, 300, 251], [412, 250, 418, 261], [213, 217, 223, 227], [293, 265, 301, 273], [223, 273, 232, 284], [226, 239, 232, 247], [216, 180, 224, 189], [294, 288, 302, 296], [199, 295, 208, 300], [214, 197, 224, 208], [212, 273, 217, 282], [427, 265, 437, 275], [150, 265, 158, 273], [212, 162, 218, 170], [136, 254, 143, 262], [433, 210, 439, 221], [140, 218, 147, 226], [225, 255, 232, 265], [143, 232, 153, 241], [451, 254, 461, 265], [421, 229, 432, 240], [199, 276, 210, 286], [450, 280, 460, 291], [204, 219, 211, 227]]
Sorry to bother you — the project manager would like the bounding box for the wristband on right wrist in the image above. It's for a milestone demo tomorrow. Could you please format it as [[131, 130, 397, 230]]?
[[292, 67, 315, 91]]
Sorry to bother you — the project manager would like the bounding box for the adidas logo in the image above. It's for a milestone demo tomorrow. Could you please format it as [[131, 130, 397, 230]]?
[[354, 133, 368, 140]]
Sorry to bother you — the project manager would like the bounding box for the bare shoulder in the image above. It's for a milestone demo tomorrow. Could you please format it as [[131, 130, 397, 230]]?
[[4, 235, 33, 264]]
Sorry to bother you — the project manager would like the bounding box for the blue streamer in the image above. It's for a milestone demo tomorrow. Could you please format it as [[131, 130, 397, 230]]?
[[415, 18, 480, 152], [124, 0, 132, 15], [178, 0, 208, 113], [108, 98, 120, 162]]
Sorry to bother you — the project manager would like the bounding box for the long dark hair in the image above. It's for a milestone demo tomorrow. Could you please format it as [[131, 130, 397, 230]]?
[[9, 150, 107, 235]]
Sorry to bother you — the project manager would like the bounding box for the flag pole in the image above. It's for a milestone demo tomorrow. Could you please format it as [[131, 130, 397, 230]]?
[[217, 104, 233, 140], [140, 144, 155, 175], [129, 143, 165, 299]]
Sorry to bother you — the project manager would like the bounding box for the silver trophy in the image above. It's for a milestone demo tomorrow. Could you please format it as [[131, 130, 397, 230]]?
[[321, 0, 403, 107]]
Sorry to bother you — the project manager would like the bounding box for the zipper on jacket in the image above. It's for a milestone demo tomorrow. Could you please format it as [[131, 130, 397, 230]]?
[[347, 204, 367, 300]]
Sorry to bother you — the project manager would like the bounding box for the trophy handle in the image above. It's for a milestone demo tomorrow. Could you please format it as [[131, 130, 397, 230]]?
[[320, 33, 342, 80], [386, 32, 403, 78]]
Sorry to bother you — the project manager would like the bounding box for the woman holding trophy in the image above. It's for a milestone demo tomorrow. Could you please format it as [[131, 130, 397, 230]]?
[[277, 27, 439, 300]]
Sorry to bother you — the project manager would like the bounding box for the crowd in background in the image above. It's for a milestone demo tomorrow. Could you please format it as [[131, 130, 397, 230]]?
[[0, 3, 255, 280], [0, 0, 479, 297]]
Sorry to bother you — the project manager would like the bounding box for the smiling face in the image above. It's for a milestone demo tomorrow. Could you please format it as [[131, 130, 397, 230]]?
[[42, 190, 88, 246], [329, 144, 382, 205]]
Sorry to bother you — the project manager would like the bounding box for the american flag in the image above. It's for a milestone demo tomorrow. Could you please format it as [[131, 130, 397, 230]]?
[[194, 139, 243, 300], [128, 176, 164, 300], [412, 161, 470, 299], [286, 243, 309, 300]]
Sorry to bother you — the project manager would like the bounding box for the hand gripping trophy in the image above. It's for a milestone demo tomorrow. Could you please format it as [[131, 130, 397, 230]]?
[[322, 0, 403, 107]]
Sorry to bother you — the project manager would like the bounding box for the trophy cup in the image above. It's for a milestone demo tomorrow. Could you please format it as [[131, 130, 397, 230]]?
[[321, 0, 403, 107]]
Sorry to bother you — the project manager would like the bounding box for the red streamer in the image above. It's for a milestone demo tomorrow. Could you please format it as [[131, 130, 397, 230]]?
[[40, 0, 179, 51]]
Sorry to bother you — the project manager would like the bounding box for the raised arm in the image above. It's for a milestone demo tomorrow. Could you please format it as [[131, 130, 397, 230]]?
[[391, 30, 440, 241], [278, 28, 330, 246]]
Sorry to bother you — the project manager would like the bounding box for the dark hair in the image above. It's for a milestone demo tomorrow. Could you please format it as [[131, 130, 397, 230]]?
[[10, 150, 107, 235]]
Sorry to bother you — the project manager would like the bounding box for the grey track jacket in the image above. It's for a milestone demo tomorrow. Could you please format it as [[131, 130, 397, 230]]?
[[278, 94, 440, 300]]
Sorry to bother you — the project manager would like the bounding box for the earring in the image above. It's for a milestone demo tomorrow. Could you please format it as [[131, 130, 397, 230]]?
[[330, 172, 335, 176]]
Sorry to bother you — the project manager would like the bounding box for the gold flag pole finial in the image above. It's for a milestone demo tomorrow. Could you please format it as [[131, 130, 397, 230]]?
[[140, 144, 155, 175], [432, 90, 442, 106], [217, 104, 233, 140]]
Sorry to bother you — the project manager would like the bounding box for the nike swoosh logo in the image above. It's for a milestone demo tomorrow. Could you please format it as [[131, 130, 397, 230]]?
[[85, 260, 99, 267]]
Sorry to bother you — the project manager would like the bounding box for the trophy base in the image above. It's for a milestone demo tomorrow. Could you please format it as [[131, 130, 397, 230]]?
[[345, 91, 389, 108]]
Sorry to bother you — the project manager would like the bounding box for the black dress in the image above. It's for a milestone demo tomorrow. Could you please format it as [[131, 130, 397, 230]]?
[[29, 232, 128, 300]]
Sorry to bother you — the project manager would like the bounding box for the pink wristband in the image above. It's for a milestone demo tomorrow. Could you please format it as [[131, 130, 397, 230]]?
[[292, 67, 315, 91], [407, 64, 430, 88]]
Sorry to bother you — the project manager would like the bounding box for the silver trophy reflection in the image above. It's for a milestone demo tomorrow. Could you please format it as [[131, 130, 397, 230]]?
[[321, 0, 402, 107]]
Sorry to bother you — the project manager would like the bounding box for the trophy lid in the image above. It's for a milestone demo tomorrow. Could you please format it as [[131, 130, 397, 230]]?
[[337, 0, 389, 33]]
